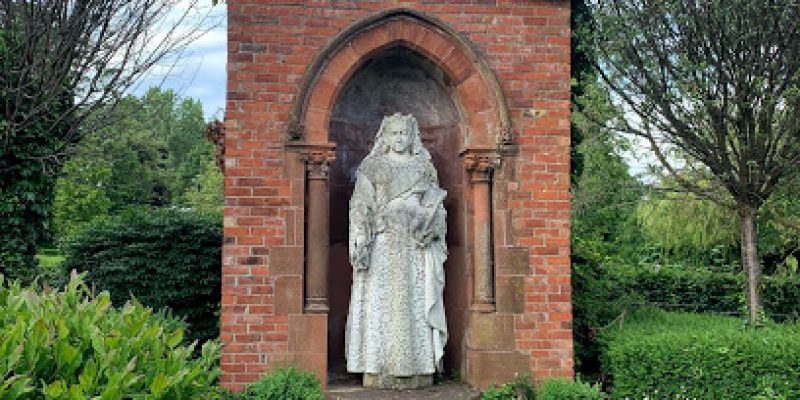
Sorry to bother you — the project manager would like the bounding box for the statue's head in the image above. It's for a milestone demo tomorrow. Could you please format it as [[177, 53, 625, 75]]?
[[371, 113, 430, 160]]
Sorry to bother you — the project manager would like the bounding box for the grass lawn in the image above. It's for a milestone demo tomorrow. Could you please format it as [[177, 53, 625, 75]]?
[[36, 253, 65, 268]]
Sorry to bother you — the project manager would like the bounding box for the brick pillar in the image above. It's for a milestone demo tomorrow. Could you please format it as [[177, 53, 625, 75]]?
[[300, 149, 335, 313], [464, 150, 501, 313]]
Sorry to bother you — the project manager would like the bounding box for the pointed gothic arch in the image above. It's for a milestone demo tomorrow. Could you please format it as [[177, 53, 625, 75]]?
[[287, 8, 512, 147]]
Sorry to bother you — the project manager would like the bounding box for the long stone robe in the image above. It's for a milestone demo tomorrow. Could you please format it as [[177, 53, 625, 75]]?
[[345, 153, 448, 378]]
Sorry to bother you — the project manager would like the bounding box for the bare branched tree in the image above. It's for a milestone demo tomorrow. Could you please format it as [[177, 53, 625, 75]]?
[[581, 0, 800, 324], [1, 0, 213, 163], [0, 0, 214, 279]]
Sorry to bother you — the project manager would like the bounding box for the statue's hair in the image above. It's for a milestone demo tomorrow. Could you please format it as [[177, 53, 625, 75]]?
[[366, 113, 431, 161]]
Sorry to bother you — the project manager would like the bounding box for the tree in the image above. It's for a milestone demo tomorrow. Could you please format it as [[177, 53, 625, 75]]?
[[1, 2, 210, 279], [581, 0, 800, 323], [52, 88, 214, 242]]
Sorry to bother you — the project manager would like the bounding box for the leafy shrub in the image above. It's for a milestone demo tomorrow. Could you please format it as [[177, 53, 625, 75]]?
[[0, 273, 220, 399], [537, 378, 603, 400], [762, 275, 800, 321], [479, 375, 536, 400], [61, 206, 221, 345], [572, 261, 643, 371], [480, 383, 518, 400], [601, 309, 800, 399], [604, 264, 800, 322], [480, 375, 602, 400], [612, 264, 742, 314], [243, 366, 324, 400]]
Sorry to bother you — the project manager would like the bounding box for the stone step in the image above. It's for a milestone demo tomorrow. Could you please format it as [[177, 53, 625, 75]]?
[[325, 383, 481, 400]]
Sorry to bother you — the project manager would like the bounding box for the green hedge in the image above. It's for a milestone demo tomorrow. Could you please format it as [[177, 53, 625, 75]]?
[[61, 207, 221, 345], [0, 274, 220, 399], [537, 378, 603, 400], [612, 265, 800, 320], [573, 262, 800, 371], [602, 309, 800, 399]]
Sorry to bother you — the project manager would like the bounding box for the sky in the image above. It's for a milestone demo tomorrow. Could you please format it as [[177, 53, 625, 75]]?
[[130, 2, 227, 121]]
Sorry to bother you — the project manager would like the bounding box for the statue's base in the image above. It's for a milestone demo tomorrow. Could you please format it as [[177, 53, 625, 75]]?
[[363, 373, 433, 389]]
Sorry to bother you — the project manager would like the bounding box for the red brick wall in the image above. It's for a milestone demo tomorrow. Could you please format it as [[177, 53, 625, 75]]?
[[223, 0, 572, 390]]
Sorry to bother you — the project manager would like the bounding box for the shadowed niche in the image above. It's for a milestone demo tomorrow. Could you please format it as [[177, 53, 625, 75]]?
[[327, 47, 468, 383]]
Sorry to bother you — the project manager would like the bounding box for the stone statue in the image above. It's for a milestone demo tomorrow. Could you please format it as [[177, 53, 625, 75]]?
[[345, 113, 448, 389]]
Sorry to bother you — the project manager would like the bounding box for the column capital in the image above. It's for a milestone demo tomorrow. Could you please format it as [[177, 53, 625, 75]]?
[[299, 149, 336, 180], [462, 149, 501, 183], [288, 142, 336, 180]]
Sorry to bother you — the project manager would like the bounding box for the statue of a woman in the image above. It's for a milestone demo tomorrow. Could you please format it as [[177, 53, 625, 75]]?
[[345, 113, 448, 389]]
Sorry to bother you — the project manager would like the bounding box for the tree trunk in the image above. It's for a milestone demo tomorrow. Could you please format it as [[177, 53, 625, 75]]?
[[739, 206, 762, 325]]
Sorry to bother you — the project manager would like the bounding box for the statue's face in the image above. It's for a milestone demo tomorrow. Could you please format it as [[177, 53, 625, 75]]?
[[386, 120, 410, 154]]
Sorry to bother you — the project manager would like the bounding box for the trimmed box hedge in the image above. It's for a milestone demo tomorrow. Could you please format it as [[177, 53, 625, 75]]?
[[602, 309, 800, 399], [61, 207, 221, 345]]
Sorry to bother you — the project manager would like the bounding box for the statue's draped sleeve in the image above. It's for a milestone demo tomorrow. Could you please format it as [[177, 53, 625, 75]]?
[[418, 158, 448, 372], [349, 165, 375, 271]]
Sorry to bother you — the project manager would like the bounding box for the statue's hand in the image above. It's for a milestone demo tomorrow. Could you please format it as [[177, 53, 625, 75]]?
[[351, 234, 370, 270]]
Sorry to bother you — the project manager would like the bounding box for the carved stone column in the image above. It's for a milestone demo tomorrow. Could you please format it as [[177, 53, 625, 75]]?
[[300, 148, 336, 313], [463, 150, 500, 313]]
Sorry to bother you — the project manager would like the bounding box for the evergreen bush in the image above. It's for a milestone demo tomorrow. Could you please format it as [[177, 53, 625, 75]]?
[[601, 309, 800, 399], [243, 366, 324, 400], [0, 273, 220, 399], [61, 206, 221, 345], [537, 378, 603, 400]]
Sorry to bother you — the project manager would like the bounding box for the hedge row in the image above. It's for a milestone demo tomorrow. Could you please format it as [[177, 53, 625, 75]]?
[[61, 207, 221, 345], [613, 265, 800, 321], [602, 309, 800, 399], [573, 263, 800, 371]]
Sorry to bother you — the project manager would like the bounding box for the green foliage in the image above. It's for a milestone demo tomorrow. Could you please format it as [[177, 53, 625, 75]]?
[[612, 265, 742, 314], [243, 366, 324, 400], [537, 378, 603, 400], [480, 375, 536, 400], [601, 309, 800, 399], [0, 273, 220, 399], [762, 276, 800, 322], [61, 207, 221, 345], [571, 130, 645, 264], [637, 192, 739, 263], [571, 262, 643, 372], [480, 383, 518, 400], [0, 25, 71, 282], [179, 152, 224, 215], [53, 87, 217, 242], [480, 376, 602, 400], [611, 265, 800, 322], [53, 157, 113, 241], [573, 262, 800, 372]]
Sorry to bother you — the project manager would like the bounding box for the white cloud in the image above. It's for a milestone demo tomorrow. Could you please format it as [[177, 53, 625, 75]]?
[[130, 2, 227, 120]]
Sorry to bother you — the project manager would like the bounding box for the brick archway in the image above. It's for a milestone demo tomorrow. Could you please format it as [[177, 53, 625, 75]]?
[[289, 9, 512, 147]]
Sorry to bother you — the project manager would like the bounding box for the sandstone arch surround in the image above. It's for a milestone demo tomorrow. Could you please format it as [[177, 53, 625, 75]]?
[[289, 9, 512, 147]]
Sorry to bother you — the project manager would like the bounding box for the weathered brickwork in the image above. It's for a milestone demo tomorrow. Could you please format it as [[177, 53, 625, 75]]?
[[224, 0, 572, 391]]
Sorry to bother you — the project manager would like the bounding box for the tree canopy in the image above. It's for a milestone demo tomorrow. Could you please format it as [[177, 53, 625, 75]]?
[[581, 0, 800, 323]]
